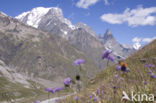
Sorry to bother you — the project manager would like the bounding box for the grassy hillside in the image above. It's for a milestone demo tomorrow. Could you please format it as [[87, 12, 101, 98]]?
[[62, 40, 156, 103]]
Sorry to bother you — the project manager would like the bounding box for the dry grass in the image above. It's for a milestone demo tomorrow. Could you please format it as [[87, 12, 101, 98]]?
[[61, 40, 156, 103]]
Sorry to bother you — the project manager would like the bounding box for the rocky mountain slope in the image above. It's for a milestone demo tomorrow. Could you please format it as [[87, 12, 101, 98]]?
[[99, 29, 136, 59], [16, 7, 136, 69], [0, 11, 100, 102]]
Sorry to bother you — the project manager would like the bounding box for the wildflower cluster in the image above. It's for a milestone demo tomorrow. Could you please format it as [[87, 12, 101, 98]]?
[[144, 63, 156, 79]]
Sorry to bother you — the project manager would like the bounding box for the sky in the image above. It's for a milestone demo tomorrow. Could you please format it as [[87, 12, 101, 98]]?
[[0, 0, 156, 47]]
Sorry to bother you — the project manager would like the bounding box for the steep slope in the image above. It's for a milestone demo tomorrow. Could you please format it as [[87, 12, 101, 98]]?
[[0, 12, 100, 101], [63, 39, 156, 103], [75, 22, 97, 37]]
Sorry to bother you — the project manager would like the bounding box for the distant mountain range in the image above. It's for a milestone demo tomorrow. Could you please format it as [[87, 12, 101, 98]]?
[[16, 7, 136, 60]]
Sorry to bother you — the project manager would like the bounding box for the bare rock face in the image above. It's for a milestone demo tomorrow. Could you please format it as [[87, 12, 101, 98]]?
[[99, 29, 136, 59]]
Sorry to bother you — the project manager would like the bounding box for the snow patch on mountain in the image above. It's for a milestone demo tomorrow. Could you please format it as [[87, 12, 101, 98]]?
[[133, 42, 141, 50], [0, 12, 8, 17], [16, 7, 51, 28], [16, 7, 76, 30]]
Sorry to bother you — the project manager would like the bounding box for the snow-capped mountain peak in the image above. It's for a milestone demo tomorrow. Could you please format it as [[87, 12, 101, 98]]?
[[133, 42, 141, 50], [16, 7, 52, 28], [16, 7, 75, 32]]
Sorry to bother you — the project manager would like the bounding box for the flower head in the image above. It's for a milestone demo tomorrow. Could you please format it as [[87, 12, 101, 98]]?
[[34, 101, 40, 103], [53, 87, 63, 92], [96, 88, 100, 95], [150, 73, 156, 79], [64, 77, 71, 86], [45, 88, 53, 92], [148, 63, 153, 67], [114, 74, 118, 78], [107, 55, 114, 62], [116, 65, 121, 71], [89, 95, 92, 99], [147, 70, 152, 74], [144, 64, 149, 68], [93, 97, 97, 101], [102, 50, 111, 59], [74, 96, 78, 101], [74, 59, 85, 66], [102, 50, 114, 62]]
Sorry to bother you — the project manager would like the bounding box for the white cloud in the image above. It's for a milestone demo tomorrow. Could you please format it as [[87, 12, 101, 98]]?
[[76, 0, 99, 9], [101, 6, 156, 27], [104, 0, 109, 5], [142, 37, 156, 43], [132, 36, 156, 49], [132, 37, 142, 43]]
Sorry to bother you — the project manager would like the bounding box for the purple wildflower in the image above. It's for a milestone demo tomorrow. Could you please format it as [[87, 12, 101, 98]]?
[[150, 73, 156, 79], [116, 65, 121, 71], [45, 88, 53, 92], [64, 77, 71, 86], [143, 81, 147, 85], [53, 87, 63, 92], [144, 64, 149, 68], [96, 88, 100, 95], [147, 70, 152, 74], [102, 50, 111, 59], [107, 55, 114, 62], [74, 96, 78, 101], [89, 95, 92, 99], [152, 65, 155, 68], [114, 74, 118, 77], [34, 101, 40, 103], [74, 59, 85, 66], [93, 97, 97, 101], [148, 63, 153, 67], [102, 50, 114, 62]]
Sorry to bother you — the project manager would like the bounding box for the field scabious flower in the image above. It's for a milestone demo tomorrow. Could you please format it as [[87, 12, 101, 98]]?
[[96, 88, 100, 95], [93, 97, 97, 101], [102, 50, 114, 61], [64, 77, 71, 87], [147, 70, 152, 74], [102, 50, 114, 66], [74, 96, 78, 100], [34, 101, 40, 103], [45, 88, 53, 93], [114, 74, 118, 78], [53, 87, 63, 92], [74, 59, 85, 66], [150, 73, 156, 79], [116, 65, 121, 71], [89, 95, 92, 99]]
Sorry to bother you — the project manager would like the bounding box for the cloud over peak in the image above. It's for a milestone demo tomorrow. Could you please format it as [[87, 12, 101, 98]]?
[[100, 6, 156, 27], [132, 36, 156, 49], [76, 0, 99, 9]]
